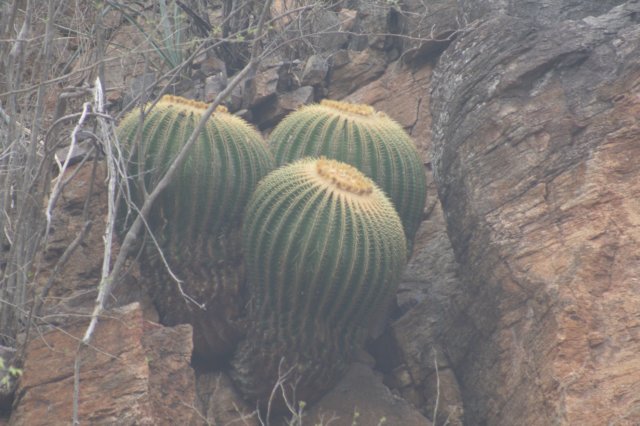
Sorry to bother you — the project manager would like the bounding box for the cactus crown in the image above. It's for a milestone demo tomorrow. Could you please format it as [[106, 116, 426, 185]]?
[[117, 95, 274, 256], [319, 99, 376, 117], [158, 95, 230, 114], [313, 157, 373, 196], [268, 99, 426, 252]]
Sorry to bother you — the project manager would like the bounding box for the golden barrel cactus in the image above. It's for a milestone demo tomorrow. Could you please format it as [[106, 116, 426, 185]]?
[[117, 95, 274, 361], [268, 99, 426, 253], [231, 157, 407, 408]]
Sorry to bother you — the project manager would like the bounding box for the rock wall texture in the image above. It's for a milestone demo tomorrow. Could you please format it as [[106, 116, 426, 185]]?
[[9, 303, 197, 425], [430, 2, 640, 425], [459, 0, 627, 24], [6, 1, 640, 425]]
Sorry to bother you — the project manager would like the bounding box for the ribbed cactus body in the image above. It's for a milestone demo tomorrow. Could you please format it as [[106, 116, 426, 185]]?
[[268, 99, 427, 253], [117, 95, 274, 360], [231, 158, 407, 407]]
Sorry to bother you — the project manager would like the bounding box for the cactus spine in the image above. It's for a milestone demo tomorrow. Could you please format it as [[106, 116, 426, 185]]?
[[117, 95, 274, 360], [268, 99, 427, 252], [231, 158, 407, 407]]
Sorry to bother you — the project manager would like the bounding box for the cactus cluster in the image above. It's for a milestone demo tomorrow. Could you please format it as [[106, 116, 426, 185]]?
[[116, 94, 426, 409], [230, 158, 407, 407], [268, 99, 427, 252], [117, 95, 274, 360]]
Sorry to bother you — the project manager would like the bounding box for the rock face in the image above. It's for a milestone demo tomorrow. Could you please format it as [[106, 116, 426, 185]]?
[[34, 162, 156, 324], [430, 2, 640, 425], [307, 363, 431, 426], [9, 303, 197, 425], [8, 1, 640, 425], [193, 371, 257, 426], [459, 0, 627, 24]]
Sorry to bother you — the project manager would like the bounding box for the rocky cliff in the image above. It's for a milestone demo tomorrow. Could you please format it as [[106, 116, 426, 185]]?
[[431, 2, 640, 424], [3, 1, 639, 425]]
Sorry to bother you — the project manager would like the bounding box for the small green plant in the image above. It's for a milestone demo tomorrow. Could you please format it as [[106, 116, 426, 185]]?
[[268, 99, 427, 253], [231, 158, 407, 409], [0, 356, 22, 390], [117, 95, 274, 360], [105, 1, 189, 70]]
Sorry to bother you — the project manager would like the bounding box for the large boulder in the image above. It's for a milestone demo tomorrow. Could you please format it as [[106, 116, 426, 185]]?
[[431, 2, 640, 425], [9, 303, 197, 425]]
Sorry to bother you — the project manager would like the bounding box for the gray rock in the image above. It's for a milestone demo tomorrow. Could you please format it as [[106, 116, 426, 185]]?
[[347, 1, 395, 51], [204, 73, 226, 103], [459, 0, 626, 25], [307, 363, 432, 426], [253, 86, 314, 128], [301, 55, 329, 87], [194, 371, 257, 426], [54, 140, 97, 167], [123, 72, 156, 107], [246, 65, 279, 107]]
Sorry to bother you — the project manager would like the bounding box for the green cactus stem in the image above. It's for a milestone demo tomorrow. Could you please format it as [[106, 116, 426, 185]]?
[[268, 99, 427, 253], [117, 95, 274, 361], [231, 157, 407, 408]]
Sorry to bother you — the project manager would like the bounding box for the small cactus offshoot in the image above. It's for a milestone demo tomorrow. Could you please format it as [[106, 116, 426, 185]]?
[[231, 157, 407, 408], [117, 95, 274, 360], [268, 99, 427, 253]]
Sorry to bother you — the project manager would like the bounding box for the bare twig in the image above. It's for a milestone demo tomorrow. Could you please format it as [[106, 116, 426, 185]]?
[[433, 348, 441, 424], [45, 102, 92, 240]]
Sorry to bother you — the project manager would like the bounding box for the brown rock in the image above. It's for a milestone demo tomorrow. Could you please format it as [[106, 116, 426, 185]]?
[[346, 62, 433, 161], [9, 303, 197, 425], [35, 162, 156, 324], [192, 53, 226, 79], [396, 0, 461, 62], [194, 371, 257, 426], [431, 4, 640, 425], [423, 368, 464, 426], [328, 49, 387, 98], [306, 363, 431, 426], [253, 86, 314, 128], [142, 322, 197, 424], [301, 55, 329, 87], [244, 62, 280, 107]]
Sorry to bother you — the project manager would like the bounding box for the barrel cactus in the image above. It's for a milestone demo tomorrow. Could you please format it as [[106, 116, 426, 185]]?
[[231, 157, 407, 408], [117, 95, 274, 360], [268, 99, 427, 253]]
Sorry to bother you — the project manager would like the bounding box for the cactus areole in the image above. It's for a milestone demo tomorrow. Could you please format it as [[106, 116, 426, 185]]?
[[232, 157, 407, 406], [268, 99, 427, 253]]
